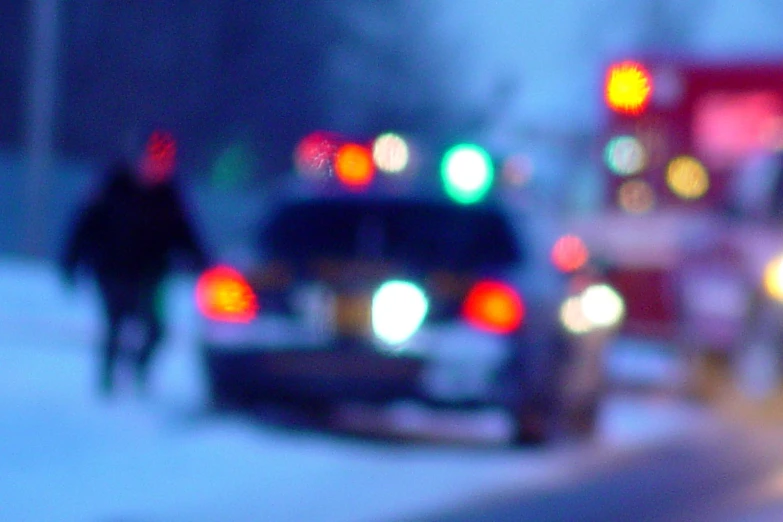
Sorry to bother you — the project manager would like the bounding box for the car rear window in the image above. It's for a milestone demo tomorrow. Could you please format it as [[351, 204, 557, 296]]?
[[262, 198, 523, 271]]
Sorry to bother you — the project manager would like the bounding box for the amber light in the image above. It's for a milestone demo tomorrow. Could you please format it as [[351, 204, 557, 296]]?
[[462, 280, 525, 334], [196, 265, 259, 323], [666, 155, 710, 200], [335, 143, 375, 189], [605, 61, 653, 115], [764, 255, 783, 302]]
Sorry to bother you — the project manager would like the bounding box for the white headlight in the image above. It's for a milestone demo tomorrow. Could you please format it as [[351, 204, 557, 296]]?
[[764, 254, 783, 302], [372, 281, 429, 346], [581, 283, 625, 329], [559, 295, 593, 335]]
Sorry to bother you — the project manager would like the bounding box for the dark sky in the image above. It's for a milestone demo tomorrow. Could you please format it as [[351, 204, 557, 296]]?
[[14, 1, 469, 181], [55, 1, 333, 176], [10, 1, 783, 179]]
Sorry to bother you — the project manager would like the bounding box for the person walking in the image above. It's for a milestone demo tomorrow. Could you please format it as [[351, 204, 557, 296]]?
[[60, 143, 210, 397]]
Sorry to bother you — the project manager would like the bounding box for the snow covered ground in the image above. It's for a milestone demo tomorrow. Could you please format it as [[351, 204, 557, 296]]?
[[0, 256, 717, 522]]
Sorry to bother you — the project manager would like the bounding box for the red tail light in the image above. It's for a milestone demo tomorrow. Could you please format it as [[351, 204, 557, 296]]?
[[462, 280, 525, 334], [196, 265, 259, 323]]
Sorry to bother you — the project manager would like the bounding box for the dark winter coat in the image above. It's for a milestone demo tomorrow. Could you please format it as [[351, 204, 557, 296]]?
[[61, 161, 209, 283]]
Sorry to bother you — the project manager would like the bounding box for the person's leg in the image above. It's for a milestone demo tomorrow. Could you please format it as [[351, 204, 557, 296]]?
[[134, 279, 165, 391], [97, 279, 127, 396], [100, 318, 122, 395]]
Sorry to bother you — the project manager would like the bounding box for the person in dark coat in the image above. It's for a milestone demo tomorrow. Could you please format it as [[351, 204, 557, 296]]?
[[61, 157, 210, 396]]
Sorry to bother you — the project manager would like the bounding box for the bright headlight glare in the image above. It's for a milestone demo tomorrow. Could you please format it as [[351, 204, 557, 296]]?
[[580, 284, 625, 329], [764, 254, 783, 302], [560, 295, 593, 335], [372, 281, 429, 346]]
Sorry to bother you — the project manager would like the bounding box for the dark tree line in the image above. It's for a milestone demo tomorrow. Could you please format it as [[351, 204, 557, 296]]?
[[1, 1, 477, 181]]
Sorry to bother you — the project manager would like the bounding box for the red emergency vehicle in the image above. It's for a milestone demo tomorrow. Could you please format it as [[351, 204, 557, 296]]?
[[578, 56, 783, 358]]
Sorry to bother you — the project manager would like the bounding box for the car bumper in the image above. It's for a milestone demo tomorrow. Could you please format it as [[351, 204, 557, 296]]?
[[200, 315, 519, 409], [203, 346, 425, 407]]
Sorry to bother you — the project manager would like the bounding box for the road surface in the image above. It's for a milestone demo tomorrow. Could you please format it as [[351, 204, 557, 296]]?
[[2, 256, 782, 522]]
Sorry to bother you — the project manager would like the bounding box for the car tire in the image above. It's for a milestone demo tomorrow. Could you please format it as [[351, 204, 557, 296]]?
[[509, 407, 550, 446], [562, 398, 600, 438]]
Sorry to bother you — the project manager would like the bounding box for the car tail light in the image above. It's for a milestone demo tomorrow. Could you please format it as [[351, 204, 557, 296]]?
[[462, 280, 525, 334], [196, 265, 259, 323]]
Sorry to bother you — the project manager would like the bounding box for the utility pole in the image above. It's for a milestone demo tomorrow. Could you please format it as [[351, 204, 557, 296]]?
[[25, 0, 60, 258]]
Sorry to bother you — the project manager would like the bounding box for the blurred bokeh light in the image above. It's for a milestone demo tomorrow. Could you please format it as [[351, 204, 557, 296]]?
[[605, 61, 653, 115], [580, 283, 625, 329], [372, 132, 410, 174], [605, 135, 647, 176], [764, 254, 783, 303], [440, 143, 494, 205], [666, 155, 710, 200], [371, 280, 429, 347], [559, 295, 593, 335], [462, 281, 524, 334], [196, 265, 259, 323], [335, 143, 375, 189], [551, 234, 589, 273], [618, 178, 656, 214], [294, 131, 339, 179]]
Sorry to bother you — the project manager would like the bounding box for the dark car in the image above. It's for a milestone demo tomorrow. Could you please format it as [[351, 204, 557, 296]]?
[[196, 191, 611, 443]]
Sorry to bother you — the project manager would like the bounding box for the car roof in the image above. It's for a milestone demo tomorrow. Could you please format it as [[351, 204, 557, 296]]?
[[270, 181, 511, 215], [257, 188, 525, 271], [271, 170, 514, 205]]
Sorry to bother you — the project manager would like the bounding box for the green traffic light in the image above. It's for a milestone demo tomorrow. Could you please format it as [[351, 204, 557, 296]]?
[[440, 143, 494, 204]]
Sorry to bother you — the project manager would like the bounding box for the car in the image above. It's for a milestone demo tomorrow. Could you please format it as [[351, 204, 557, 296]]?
[[195, 188, 611, 444]]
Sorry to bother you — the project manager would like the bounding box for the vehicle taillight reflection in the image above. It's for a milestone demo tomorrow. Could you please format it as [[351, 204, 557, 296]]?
[[462, 280, 524, 334], [196, 265, 259, 323]]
